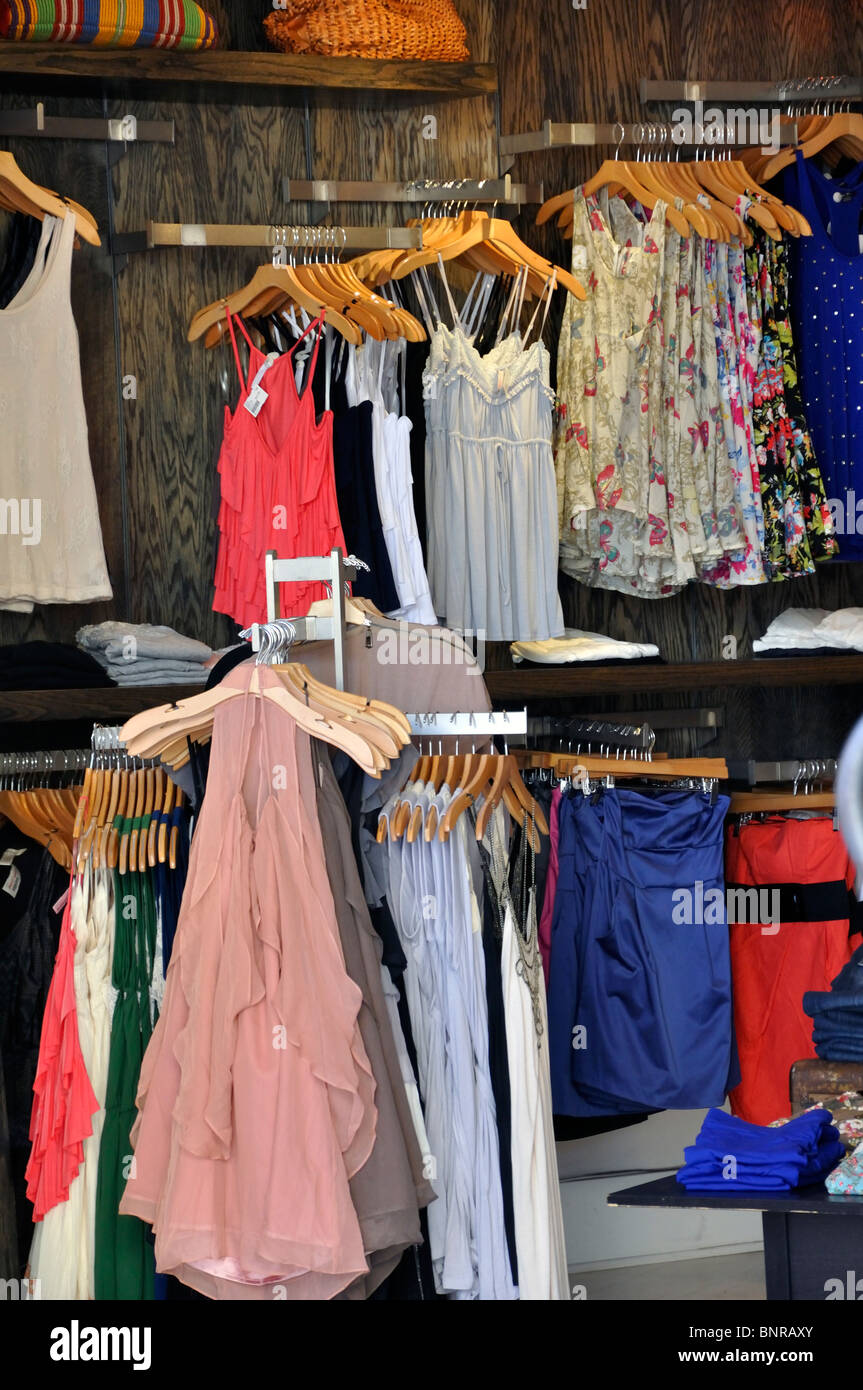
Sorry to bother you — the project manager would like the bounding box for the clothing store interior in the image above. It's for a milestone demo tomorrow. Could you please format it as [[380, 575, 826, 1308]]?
[[7, 0, 863, 1318]]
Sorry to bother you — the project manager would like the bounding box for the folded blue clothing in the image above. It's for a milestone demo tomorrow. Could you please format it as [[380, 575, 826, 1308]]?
[[679, 1142, 845, 1186], [676, 1106, 844, 1192], [811, 1014, 863, 1033], [815, 1044, 863, 1061], [804, 946, 863, 1018], [680, 1176, 802, 1191], [696, 1106, 835, 1151], [804, 992, 863, 1018], [813, 1021, 863, 1041], [824, 944, 863, 994]]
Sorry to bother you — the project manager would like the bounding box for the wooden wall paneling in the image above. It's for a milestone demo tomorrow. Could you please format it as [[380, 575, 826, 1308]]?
[[202, 1, 268, 52], [307, 0, 498, 250], [109, 97, 308, 647], [0, 92, 123, 649]]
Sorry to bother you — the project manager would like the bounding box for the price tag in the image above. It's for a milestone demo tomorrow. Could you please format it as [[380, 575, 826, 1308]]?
[[243, 384, 269, 417], [3, 865, 21, 898]]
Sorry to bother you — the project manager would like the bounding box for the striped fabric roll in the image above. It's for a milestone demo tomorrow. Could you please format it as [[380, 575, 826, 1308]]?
[[0, 1, 218, 47]]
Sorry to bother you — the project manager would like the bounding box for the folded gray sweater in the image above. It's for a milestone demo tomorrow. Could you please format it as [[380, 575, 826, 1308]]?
[[77, 621, 212, 665]]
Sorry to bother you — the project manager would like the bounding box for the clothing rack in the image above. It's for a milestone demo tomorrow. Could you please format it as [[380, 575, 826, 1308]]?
[[524, 715, 656, 755], [0, 748, 90, 776], [515, 750, 728, 781], [112, 223, 423, 255], [727, 758, 837, 786], [639, 75, 862, 103], [0, 103, 174, 143], [499, 117, 800, 160], [281, 176, 544, 209], [407, 710, 528, 740], [581, 709, 722, 731], [91, 725, 125, 753]]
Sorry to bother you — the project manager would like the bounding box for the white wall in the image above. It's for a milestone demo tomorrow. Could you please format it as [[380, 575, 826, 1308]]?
[[557, 1108, 763, 1274]]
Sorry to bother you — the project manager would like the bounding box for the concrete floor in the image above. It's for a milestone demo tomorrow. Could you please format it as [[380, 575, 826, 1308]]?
[[569, 1251, 766, 1301]]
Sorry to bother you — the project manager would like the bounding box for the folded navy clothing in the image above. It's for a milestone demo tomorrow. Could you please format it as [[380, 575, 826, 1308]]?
[[805, 947, 863, 1016], [806, 996, 863, 1021], [676, 1107, 843, 1192]]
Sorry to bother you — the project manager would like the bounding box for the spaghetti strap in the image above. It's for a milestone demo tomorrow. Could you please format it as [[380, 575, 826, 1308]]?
[[234, 312, 257, 353], [289, 311, 326, 399], [436, 252, 462, 331], [524, 269, 556, 346], [225, 307, 250, 392]]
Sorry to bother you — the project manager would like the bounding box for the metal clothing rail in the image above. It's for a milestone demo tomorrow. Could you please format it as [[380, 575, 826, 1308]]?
[[727, 758, 837, 786], [281, 175, 543, 207], [524, 715, 655, 753], [499, 118, 800, 158], [408, 710, 528, 739], [0, 749, 91, 776], [112, 222, 423, 255], [640, 75, 861, 104], [91, 725, 125, 752], [0, 102, 174, 143]]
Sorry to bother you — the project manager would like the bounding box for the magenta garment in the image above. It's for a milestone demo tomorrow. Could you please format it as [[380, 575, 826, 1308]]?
[[119, 665, 377, 1299], [538, 788, 561, 986]]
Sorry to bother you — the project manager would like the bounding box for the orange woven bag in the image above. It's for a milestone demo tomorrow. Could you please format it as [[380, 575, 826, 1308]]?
[[264, 0, 469, 61]]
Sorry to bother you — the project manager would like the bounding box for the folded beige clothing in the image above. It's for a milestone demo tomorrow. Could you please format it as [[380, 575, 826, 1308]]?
[[510, 629, 660, 664]]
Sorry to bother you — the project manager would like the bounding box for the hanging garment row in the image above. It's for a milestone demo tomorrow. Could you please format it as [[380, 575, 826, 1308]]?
[[199, 209, 579, 642], [552, 167, 837, 596], [0, 744, 192, 1294]]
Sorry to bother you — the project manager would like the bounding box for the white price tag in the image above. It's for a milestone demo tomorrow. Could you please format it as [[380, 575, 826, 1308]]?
[[571, 244, 588, 271], [3, 865, 21, 898], [243, 384, 269, 417], [0, 847, 27, 866]]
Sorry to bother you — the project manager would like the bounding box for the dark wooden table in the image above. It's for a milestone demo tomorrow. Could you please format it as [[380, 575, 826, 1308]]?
[[608, 1175, 863, 1300]]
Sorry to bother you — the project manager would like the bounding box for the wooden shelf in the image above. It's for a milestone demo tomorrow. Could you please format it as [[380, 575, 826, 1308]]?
[[0, 46, 497, 105], [0, 686, 202, 723], [2, 654, 860, 721], [484, 655, 863, 700]]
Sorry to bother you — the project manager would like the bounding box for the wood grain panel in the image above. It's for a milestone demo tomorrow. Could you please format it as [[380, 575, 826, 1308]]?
[[109, 97, 308, 647]]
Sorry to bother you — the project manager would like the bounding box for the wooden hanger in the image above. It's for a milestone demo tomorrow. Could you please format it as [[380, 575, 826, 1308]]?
[[121, 663, 410, 780], [0, 152, 100, 247], [147, 768, 165, 868], [395, 211, 586, 301], [517, 751, 728, 781], [188, 266, 363, 347], [157, 773, 176, 866], [729, 789, 834, 813], [761, 111, 863, 182], [582, 159, 690, 237], [169, 788, 184, 870]]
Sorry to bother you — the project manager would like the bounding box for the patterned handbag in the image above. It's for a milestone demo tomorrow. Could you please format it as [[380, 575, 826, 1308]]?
[[264, 0, 469, 61], [0, 1, 218, 48]]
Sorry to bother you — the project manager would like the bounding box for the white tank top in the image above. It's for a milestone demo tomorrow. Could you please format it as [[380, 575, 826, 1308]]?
[[0, 212, 112, 609]]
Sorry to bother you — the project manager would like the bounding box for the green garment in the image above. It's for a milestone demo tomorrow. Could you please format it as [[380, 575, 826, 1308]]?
[[94, 813, 159, 1300]]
